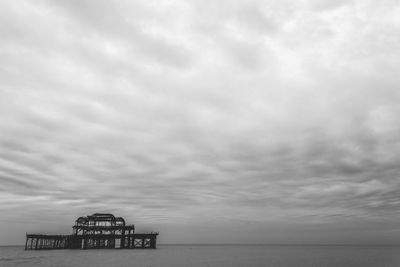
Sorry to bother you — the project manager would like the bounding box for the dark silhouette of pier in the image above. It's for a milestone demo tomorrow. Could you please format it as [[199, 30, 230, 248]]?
[[25, 213, 158, 250]]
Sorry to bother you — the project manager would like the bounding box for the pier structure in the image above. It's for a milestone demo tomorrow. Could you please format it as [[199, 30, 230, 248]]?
[[25, 213, 158, 250]]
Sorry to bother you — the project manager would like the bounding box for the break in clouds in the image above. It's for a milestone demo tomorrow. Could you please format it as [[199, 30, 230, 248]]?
[[1, 0, 400, 244]]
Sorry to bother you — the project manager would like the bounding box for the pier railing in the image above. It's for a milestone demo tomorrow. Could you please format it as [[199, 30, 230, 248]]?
[[25, 232, 159, 250]]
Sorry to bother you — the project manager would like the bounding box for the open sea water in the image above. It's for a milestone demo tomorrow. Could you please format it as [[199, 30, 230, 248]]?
[[1, 245, 399, 267]]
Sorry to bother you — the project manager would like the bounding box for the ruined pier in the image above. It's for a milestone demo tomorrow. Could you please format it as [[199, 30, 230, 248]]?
[[25, 213, 158, 250]]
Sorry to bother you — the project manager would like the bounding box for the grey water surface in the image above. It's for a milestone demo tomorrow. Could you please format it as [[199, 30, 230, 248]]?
[[1, 245, 399, 267]]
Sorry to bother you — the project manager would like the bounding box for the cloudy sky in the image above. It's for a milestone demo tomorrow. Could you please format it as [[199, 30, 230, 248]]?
[[1, 0, 400, 245]]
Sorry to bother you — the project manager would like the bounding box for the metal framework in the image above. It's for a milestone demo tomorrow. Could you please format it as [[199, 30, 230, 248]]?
[[25, 213, 158, 250]]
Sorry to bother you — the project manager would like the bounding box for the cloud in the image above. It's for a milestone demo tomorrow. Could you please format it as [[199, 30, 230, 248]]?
[[0, 0, 400, 244]]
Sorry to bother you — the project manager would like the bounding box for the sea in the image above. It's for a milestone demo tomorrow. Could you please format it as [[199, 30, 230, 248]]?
[[1, 245, 399, 267]]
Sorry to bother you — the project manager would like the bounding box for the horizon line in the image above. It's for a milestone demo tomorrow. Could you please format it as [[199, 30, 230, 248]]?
[[2, 243, 400, 247]]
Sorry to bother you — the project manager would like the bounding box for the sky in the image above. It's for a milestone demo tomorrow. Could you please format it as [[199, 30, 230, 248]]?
[[1, 0, 400, 245]]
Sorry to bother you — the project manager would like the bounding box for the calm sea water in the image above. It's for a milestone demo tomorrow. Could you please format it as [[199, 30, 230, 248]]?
[[1, 245, 399, 267]]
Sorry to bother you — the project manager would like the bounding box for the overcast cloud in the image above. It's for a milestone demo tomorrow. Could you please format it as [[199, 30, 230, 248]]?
[[1, 0, 400, 245]]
